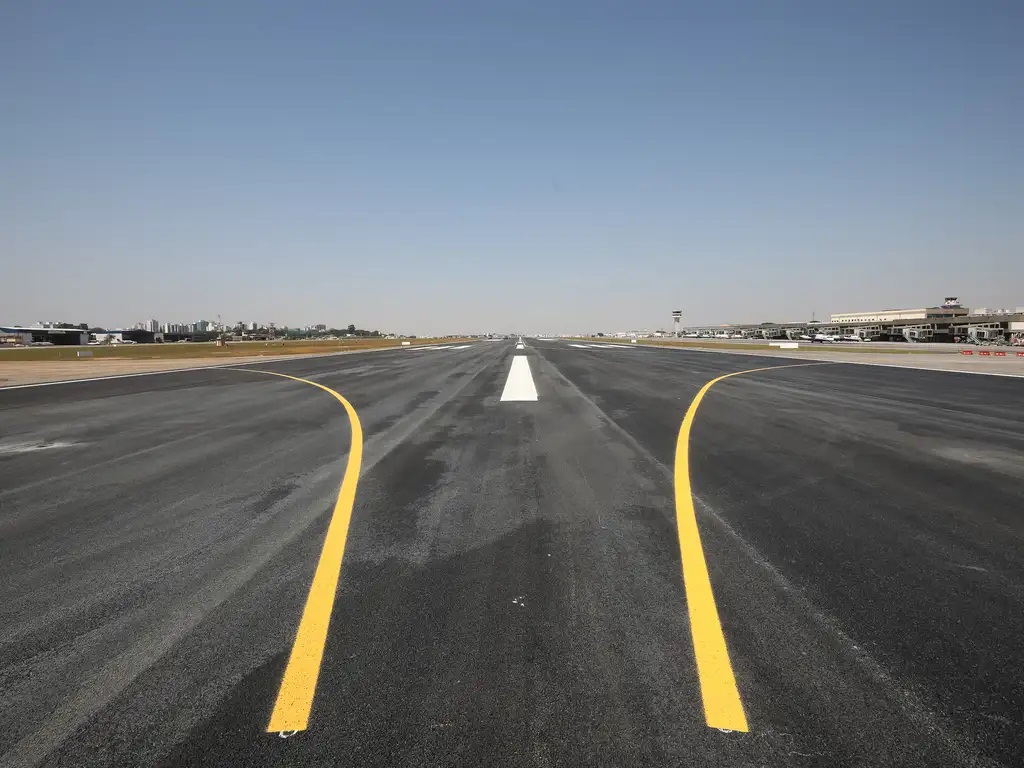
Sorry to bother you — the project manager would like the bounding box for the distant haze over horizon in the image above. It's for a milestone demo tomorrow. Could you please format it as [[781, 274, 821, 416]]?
[[7, 292, 1019, 336], [3, 2, 1021, 335]]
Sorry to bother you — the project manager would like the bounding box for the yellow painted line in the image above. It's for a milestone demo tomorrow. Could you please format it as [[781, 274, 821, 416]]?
[[241, 369, 363, 734], [674, 362, 828, 732]]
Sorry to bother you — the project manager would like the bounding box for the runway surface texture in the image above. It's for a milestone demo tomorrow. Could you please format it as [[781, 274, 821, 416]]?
[[1, 340, 1021, 767]]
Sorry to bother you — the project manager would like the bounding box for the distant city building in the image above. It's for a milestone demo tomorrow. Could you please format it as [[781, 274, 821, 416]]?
[[148, 319, 160, 332], [314, 324, 327, 332], [248, 321, 259, 331], [160, 322, 192, 334]]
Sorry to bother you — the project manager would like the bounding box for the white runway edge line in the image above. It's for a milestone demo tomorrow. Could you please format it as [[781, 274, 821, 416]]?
[[500, 356, 538, 401]]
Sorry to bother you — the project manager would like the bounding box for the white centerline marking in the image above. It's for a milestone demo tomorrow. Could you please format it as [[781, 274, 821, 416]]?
[[500, 356, 538, 401]]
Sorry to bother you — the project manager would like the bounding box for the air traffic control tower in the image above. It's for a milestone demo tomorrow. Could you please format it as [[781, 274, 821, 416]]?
[[672, 310, 682, 337]]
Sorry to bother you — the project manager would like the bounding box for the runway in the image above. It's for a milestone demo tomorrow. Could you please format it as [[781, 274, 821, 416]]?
[[1, 340, 1021, 766]]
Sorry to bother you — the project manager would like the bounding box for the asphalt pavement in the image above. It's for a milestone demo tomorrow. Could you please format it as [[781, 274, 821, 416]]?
[[1, 340, 1021, 767]]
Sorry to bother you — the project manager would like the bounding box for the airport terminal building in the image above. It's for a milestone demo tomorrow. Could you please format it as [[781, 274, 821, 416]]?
[[680, 298, 1024, 343], [828, 301, 970, 325]]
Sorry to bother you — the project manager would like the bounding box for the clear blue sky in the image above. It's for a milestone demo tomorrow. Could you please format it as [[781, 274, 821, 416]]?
[[2, 1, 1021, 334]]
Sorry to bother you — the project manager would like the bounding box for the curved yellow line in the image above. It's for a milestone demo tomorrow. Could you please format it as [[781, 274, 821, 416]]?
[[675, 362, 826, 732], [242, 370, 363, 734]]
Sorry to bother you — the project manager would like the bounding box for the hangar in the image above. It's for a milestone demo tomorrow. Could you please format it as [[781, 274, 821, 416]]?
[[0, 325, 89, 346]]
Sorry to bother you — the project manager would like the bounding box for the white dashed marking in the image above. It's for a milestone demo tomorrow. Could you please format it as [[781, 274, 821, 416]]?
[[500, 357, 538, 401]]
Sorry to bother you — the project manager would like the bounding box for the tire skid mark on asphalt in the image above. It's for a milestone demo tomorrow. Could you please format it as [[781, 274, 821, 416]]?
[[0, 393, 334, 501]]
